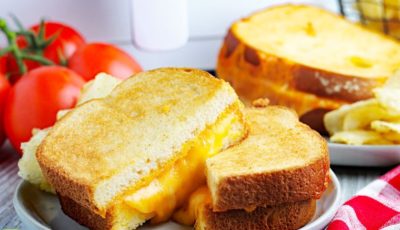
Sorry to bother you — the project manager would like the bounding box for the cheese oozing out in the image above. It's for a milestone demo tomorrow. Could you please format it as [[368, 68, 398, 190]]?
[[172, 185, 211, 226], [123, 104, 244, 224]]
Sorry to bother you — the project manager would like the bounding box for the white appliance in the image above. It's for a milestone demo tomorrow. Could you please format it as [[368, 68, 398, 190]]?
[[0, 0, 338, 70]]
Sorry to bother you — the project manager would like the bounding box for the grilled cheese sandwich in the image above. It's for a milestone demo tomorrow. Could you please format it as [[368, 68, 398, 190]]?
[[173, 105, 329, 229], [37, 68, 247, 229]]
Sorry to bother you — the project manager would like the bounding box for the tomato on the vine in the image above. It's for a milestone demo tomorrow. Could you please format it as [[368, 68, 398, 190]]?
[[4, 66, 85, 153], [29, 22, 86, 64], [68, 43, 142, 81], [7, 21, 86, 82]]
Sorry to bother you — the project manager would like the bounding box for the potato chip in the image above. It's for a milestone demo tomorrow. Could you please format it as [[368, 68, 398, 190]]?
[[342, 102, 398, 130], [371, 120, 400, 133], [324, 99, 377, 135], [77, 72, 122, 105], [56, 73, 122, 121], [330, 130, 393, 145]]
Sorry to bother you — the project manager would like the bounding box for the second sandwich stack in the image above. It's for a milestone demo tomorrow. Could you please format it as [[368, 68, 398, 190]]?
[[174, 102, 330, 229]]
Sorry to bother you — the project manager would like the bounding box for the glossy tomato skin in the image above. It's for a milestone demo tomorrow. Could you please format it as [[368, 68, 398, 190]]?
[[68, 43, 142, 81], [4, 66, 85, 153], [8, 22, 86, 83], [0, 73, 10, 146], [0, 55, 7, 74]]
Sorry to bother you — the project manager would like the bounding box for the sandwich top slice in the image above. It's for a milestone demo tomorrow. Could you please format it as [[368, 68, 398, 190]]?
[[206, 105, 329, 212], [37, 68, 247, 228]]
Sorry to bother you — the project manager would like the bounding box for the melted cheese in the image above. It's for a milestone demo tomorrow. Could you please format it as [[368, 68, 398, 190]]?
[[172, 186, 211, 226], [124, 108, 243, 224]]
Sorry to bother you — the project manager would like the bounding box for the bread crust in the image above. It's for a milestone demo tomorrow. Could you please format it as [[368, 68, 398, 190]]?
[[59, 194, 113, 230], [212, 156, 329, 212], [59, 194, 149, 230], [196, 199, 316, 230]]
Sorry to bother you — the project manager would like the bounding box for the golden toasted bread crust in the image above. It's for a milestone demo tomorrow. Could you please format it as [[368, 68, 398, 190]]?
[[196, 199, 316, 230], [59, 194, 113, 230], [213, 156, 328, 211]]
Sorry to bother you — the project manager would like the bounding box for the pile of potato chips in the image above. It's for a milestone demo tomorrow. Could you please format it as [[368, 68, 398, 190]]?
[[324, 72, 400, 145]]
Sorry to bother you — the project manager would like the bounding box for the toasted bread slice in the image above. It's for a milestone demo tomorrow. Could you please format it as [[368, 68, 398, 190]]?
[[173, 186, 315, 230], [37, 68, 245, 217], [217, 5, 400, 130], [58, 102, 246, 230], [206, 106, 329, 211], [196, 199, 316, 230]]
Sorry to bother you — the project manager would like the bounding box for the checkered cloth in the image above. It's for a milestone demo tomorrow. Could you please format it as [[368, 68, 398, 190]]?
[[327, 165, 400, 230]]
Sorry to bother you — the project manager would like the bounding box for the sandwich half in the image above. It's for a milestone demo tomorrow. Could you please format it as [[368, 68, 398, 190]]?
[[174, 103, 329, 229], [37, 68, 247, 229], [217, 4, 400, 132]]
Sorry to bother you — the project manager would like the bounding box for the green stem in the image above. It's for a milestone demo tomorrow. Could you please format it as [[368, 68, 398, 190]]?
[[21, 53, 54, 65], [0, 19, 26, 74]]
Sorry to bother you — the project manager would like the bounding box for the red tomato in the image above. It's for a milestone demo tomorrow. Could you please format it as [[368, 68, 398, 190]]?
[[0, 73, 10, 146], [0, 55, 7, 74], [68, 43, 142, 81], [8, 22, 86, 82], [4, 66, 85, 153]]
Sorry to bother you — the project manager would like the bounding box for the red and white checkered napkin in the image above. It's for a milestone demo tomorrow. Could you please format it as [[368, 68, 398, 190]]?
[[327, 165, 400, 230]]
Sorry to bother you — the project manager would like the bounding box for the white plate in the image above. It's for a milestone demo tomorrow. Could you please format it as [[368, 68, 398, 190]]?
[[328, 142, 400, 166], [14, 170, 341, 230]]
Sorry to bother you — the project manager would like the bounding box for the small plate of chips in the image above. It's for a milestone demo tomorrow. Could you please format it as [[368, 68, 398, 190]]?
[[324, 72, 400, 166]]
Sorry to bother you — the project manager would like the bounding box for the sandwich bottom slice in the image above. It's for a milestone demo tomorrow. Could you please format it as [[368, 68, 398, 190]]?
[[197, 199, 316, 230], [172, 186, 316, 230], [58, 101, 247, 230]]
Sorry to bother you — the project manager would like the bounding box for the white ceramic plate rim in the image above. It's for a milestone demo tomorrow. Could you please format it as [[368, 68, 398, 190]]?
[[329, 142, 400, 149], [299, 169, 341, 230], [328, 142, 400, 166], [14, 170, 341, 230]]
